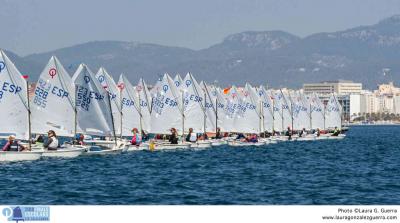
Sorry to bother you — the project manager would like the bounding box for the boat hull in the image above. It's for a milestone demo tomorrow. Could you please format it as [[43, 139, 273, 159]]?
[[41, 147, 85, 158], [0, 151, 42, 162], [189, 141, 212, 148]]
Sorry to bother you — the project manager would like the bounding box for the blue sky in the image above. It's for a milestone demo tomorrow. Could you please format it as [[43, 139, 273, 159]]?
[[2, 0, 400, 55]]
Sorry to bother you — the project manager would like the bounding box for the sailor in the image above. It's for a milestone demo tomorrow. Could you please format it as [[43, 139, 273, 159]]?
[[2, 135, 27, 151], [186, 128, 197, 142], [73, 133, 85, 145], [285, 127, 292, 140], [215, 127, 222, 139], [246, 134, 258, 143], [44, 130, 59, 150], [299, 128, 307, 137], [131, 128, 142, 145], [141, 130, 149, 142], [169, 128, 178, 144], [34, 134, 45, 147], [236, 133, 246, 140], [331, 126, 340, 136], [315, 128, 321, 137]]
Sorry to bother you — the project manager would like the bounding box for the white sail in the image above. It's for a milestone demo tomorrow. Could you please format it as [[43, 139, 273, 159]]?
[[136, 78, 152, 132], [232, 84, 260, 133], [117, 74, 141, 136], [150, 76, 163, 98], [280, 90, 293, 130], [237, 83, 264, 133], [325, 94, 342, 129], [95, 67, 121, 135], [150, 74, 183, 134], [0, 50, 29, 139], [291, 92, 311, 130], [223, 86, 240, 132], [31, 56, 75, 136], [202, 82, 219, 133], [72, 64, 112, 136], [272, 90, 285, 132], [258, 86, 274, 132], [173, 74, 184, 91], [182, 73, 205, 133], [309, 93, 325, 130]]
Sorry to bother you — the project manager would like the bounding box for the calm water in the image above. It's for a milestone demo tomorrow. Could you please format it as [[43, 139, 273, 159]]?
[[0, 125, 399, 205]]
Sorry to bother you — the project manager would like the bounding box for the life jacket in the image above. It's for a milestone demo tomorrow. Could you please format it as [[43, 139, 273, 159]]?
[[131, 133, 141, 145], [9, 141, 20, 151], [189, 133, 197, 142], [48, 136, 59, 149]]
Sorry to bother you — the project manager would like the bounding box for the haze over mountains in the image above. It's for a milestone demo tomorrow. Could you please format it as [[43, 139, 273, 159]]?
[[4, 15, 400, 89]]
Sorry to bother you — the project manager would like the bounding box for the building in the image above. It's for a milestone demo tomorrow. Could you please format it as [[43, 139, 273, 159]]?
[[303, 80, 362, 95], [378, 82, 400, 96]]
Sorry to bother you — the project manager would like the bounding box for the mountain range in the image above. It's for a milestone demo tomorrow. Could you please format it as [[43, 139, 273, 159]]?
[[4, 15, 400, 89]]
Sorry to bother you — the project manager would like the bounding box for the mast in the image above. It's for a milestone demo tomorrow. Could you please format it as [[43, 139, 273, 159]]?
[[259, 100, 263, 135], [332, 93, 343, 128], [74, 84, 78, 137], [215, 97, 218, 135], [26, 79, 32, 149], [272, 97, 275, 134], [203, 92, 207, 136], [309, 103, 312, 130], [181, 90, 185, 142], [138, 89, 143, 134], [119, 87, 123, 138], [107, 90, 117, 146]]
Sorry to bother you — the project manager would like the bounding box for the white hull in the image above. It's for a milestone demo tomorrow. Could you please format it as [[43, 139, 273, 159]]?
[[152, 143, 190, 150], [84, 147, 123, 155], [211, 139, 228, 147], [0, 151, 42, 162], [228, 141, 265, 147], [127, 144, 149, 151], [84, 141, 127, 155], [328, 134, 346, 140], [189, 141, 212, 148], [296, 136, 317, 141], [41, 146, 85, 158]]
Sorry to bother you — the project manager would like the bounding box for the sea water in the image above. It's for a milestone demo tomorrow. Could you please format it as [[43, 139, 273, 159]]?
[[0, 125, 399, 204]]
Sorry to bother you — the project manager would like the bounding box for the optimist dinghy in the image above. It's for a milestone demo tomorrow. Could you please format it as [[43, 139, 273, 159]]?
[[189, 141, 212, 148], [228, 140, 265, 147], [38, 146, 85, 158], [126, 143, 149, 151], [0, 151, 42, 162], [84, 141, 127, 155], [210, 139, 228, 147]]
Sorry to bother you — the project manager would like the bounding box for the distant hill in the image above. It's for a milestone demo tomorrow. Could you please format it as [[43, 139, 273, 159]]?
[[4, 15, 400, 89]]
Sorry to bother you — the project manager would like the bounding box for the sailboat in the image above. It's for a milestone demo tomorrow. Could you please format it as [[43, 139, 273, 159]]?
[[202, 82, 227, 146], [0, 50, 42, 162], [30, 56, 84, 158], [291, 92, 316, 141], [73, 64, 126, 154], [136, 78, 152, 133], [228, 84, 265, 147], [117, 74, 149, 151], [150, 74, 189, 150], [182, 73, 211, 148], [325, 94, 345, 139]]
